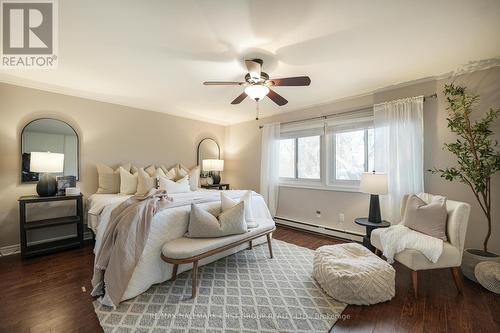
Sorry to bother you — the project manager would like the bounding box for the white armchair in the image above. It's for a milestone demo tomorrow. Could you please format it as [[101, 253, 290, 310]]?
[[370, 193, 471, 298]]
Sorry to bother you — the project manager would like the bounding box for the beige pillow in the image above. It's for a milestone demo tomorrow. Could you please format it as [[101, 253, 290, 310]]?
[[187, 202, 247, 238], [136, 168, 157, 195], [96, 163, 131, 194], [144, 165, 156, 177], [119, 167, 138, 195], [403, 194, 448, 240], [178, 164, 201, 191]]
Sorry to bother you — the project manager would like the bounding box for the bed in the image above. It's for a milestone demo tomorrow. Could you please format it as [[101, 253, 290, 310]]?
[[87, 189, 275, 303]]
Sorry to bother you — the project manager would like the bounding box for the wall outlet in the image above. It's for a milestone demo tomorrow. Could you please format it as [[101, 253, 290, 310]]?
[[338, 213, 345, 222], [315, 210, 321, 218]]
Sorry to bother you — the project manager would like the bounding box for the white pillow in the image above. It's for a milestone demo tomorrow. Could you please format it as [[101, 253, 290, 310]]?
[[158, 175, 191, 194], [160, 165, 176, 180], [220, 191, 258, 228], [96, 163, 131, 194], [119, 167, 138, 195], [136, 168, 156, 195], [177, 164, 201, 191]]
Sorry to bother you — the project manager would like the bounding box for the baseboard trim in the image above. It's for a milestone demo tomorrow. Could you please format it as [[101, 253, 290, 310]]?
[[275, 217, 364, 243], [0, 230, 94, 257]]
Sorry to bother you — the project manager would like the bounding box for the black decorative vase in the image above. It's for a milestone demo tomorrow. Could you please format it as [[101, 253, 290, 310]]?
[[36, 173, 57, 197]]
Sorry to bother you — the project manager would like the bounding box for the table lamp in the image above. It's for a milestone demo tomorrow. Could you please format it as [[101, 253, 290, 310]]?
[[202, 159, 224, 184], [30, 152, 64, 197], [360, 171, 388, 223]]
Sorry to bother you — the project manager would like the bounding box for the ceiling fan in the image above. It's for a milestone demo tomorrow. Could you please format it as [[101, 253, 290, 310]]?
[[203, 59, 311, 107]]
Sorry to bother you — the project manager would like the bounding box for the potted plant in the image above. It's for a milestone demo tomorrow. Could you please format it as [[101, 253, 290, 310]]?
[[431, 83, 500, 282]]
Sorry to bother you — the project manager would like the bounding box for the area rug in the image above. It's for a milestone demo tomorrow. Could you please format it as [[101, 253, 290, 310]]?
[[93, 239, 347, 332]]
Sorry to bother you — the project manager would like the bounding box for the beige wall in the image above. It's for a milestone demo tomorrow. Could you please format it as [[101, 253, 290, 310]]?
[[225, 67, 500, 253], [0, 83, 225, 248], [1, 67, 499, 253]]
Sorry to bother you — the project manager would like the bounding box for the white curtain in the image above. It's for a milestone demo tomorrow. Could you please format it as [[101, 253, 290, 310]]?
[[374, 96, 424, 223], [260, 122, 280, 216]]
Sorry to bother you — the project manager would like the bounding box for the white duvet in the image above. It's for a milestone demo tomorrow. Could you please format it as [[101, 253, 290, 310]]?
[[87, 190, 274, 302]]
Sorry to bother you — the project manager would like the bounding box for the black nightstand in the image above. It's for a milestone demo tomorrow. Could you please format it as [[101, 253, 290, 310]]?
[[18, 194, 84, 258], [201, 183, 230, 190], [354, 217, 391, 251]]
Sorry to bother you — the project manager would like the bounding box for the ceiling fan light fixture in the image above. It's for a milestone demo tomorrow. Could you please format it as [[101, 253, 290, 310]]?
[[244, 84, 269, 100]]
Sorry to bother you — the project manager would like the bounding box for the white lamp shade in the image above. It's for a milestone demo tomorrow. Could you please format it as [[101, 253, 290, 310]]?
[[202, 159, 224, 172], [360, 172, 388, 195], [30, 152, 64, 173], [244, 84, 270, 100]]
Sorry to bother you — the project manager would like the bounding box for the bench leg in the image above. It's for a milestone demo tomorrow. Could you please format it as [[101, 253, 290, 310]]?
[[249, 240, 253, 250], [266, 233, 274, 259], [191, 260, 198, 298], [170, 264, 178, 281]]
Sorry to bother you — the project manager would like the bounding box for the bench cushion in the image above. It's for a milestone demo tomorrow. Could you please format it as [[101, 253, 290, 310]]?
[[162, 218, 275, 259]]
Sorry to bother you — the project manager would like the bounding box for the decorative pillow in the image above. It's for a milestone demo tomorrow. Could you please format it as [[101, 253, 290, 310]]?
[[136, 168, 157, 195], [119, 167, 138, 195], [159, 165, 176, 180], [158, 175, 191, 193], [96, 163, 131, 194], [187, 202, 247, 238], [144, 165, 156, 177], [403, 194, 448, 240], [178, 164, 201, 191], [220, 191, 258, 228]]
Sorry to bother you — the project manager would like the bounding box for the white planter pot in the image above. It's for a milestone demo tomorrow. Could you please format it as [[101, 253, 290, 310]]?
[[461, 248, 500, 282]]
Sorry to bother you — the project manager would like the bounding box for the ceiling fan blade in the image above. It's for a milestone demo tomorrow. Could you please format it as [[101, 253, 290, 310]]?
[[231, 92, 247, 104], [268, 76, 311, 86], [245, 59, 262, 80], [267, 89, 288, 106], [203, 81, 245, 85]]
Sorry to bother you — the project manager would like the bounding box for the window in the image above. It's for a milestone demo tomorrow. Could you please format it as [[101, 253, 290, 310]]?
[[330, 128, 374, 183], [278, 110, 374, 191], [279, 135, 320, 180]]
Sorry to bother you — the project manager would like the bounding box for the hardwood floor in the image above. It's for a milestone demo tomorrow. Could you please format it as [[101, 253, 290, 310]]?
[[0, 225, 498, 333]]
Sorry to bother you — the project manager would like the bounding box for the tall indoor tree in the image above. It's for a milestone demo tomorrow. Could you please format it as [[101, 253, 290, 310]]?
[[431, 84, 500, 255]]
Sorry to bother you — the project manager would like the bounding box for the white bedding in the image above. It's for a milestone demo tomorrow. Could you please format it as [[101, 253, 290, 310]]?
[[87, 190, 275, 303]]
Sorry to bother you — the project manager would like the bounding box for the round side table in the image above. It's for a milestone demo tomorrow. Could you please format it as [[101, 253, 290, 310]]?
[[354, 217, 391, 251]]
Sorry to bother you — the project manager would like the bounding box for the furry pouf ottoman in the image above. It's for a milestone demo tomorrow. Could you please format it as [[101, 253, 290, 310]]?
[[475, 261, 500, 294], [313, 243, 395, 305]]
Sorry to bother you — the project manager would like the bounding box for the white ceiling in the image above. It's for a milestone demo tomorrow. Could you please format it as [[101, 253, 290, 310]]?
[[1, 0, 500, 125]]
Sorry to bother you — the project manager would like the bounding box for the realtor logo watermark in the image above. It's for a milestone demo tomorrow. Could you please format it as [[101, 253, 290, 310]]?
[[1, 0, 58, 68]]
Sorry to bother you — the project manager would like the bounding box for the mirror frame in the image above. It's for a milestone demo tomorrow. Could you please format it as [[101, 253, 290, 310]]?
[[196, 138, 220, 167], [20, 117, 80, 183]]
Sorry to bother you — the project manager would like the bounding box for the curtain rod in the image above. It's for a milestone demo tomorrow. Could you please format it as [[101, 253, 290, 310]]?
[[258, 93, 437, 129]]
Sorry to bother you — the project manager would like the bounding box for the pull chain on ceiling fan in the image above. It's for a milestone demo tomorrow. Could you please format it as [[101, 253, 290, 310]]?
[[203, 59, 311, 118]]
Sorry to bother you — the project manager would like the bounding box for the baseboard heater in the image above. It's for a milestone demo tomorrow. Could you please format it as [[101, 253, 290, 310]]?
[[274, 216, 364, 243]]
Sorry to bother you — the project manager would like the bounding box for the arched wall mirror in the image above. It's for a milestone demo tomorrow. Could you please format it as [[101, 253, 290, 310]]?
[[197, 138, 220, 175], [21, 118, 79, 182]]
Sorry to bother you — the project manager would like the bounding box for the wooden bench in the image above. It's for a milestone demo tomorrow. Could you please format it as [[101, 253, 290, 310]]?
[[161, 226, 275, 298]]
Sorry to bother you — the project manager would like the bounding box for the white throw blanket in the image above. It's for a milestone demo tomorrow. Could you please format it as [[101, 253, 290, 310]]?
[[379, 224, 443, 264]]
